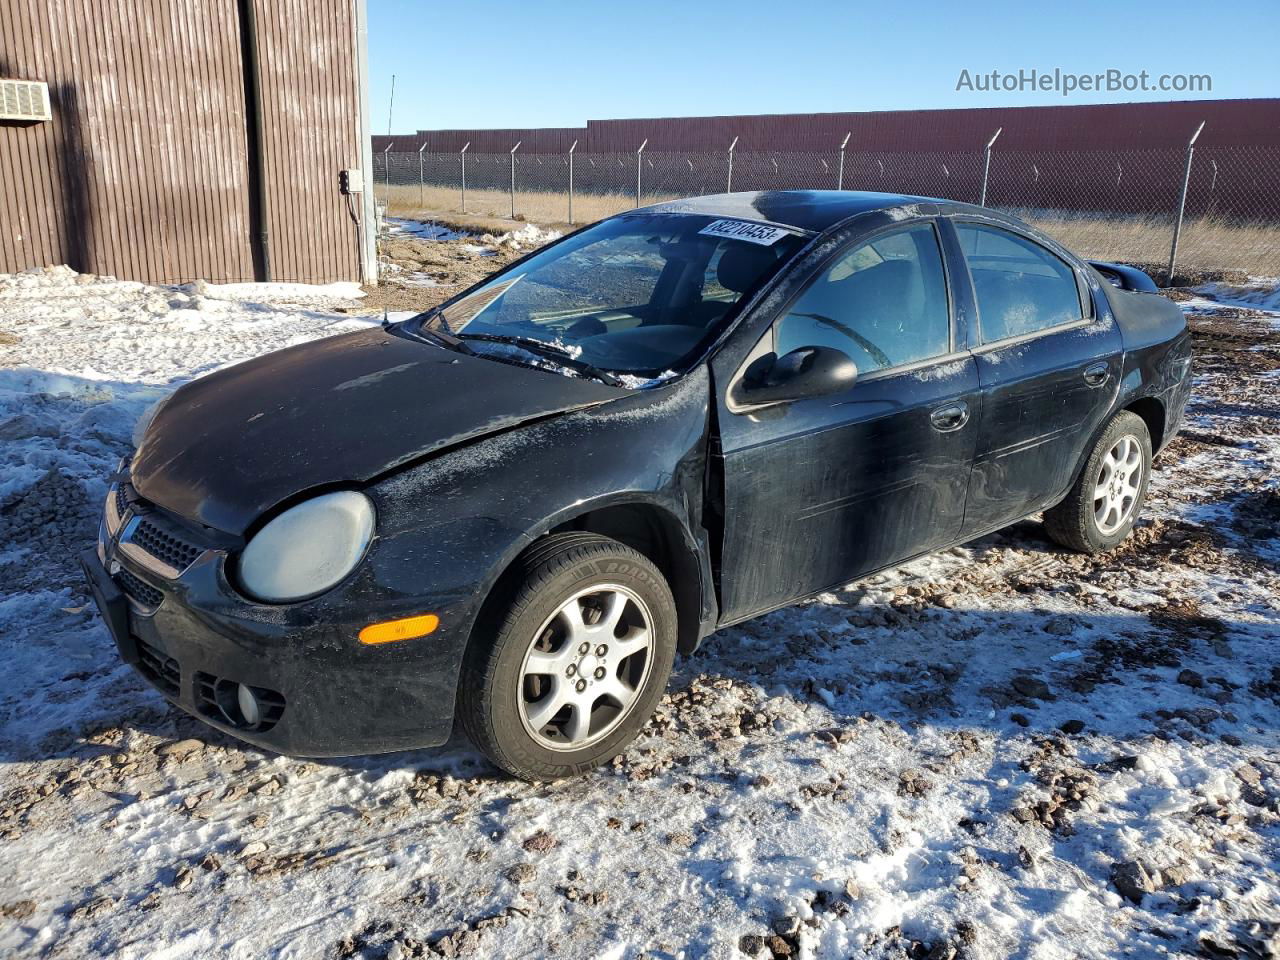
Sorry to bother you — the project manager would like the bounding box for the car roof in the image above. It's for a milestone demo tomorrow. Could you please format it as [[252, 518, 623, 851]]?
[[637, 190, 985, 234]]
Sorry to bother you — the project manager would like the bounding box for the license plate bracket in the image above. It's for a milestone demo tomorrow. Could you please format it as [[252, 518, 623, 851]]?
[[80, 547, 138, 664]]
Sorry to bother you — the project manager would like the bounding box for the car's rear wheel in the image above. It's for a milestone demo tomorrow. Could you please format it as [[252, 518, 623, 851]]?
[[458, 533, 677, 780], [1044, 410, 1152, 554]]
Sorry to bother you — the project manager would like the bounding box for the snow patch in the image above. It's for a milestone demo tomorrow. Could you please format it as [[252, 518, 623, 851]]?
[[1193, 278, 1280, 315], [386, 218, 462, 242], [183, 279, 366, 304]]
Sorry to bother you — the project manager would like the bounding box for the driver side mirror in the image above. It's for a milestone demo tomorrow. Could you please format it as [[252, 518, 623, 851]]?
[[731, 345, 858, 407]]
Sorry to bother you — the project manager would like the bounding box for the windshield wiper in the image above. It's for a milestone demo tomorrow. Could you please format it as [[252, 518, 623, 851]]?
[[458, 333, 622, 387], [419, 325, 476, 355], [392, 315, 476, 355]]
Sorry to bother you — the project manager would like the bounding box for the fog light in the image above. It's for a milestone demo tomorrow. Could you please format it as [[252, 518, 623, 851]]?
[[237, 683, 261, 727]]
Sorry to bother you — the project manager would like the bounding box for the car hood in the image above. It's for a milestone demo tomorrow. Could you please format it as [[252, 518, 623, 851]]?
[[130, 326, 626, 534]]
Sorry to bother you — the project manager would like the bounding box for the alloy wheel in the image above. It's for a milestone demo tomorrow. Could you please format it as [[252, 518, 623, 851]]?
[[1093, 434, 1144, 535], [517, 584, 654, 751]]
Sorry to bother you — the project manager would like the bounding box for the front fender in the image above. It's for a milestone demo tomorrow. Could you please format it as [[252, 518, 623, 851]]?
[[363, 367, 713, 707]]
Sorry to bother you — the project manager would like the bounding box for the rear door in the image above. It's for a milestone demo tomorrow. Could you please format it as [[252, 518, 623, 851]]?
[[948, 220, 1122, 537], [713, 220, 981, 623]]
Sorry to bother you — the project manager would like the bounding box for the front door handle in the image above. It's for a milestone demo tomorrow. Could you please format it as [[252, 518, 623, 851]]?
[[930, 402, 970, 432], [1082, 362, 1110, 387]]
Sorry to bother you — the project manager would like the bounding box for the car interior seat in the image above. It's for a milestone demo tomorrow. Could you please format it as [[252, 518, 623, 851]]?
[[677, 243, 782, 330]]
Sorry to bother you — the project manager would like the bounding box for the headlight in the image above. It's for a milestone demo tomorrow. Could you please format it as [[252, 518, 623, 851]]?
[[236, 491, 375, 602]]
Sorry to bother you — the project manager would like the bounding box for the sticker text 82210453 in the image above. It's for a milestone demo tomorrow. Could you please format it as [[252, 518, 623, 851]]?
[[697, 219, 793, 246]]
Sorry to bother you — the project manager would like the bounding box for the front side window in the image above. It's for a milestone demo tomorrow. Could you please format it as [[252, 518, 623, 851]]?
[[955, 222, 1083, 342], [773, 223, 951, 374], [410, 213, 803, 378]]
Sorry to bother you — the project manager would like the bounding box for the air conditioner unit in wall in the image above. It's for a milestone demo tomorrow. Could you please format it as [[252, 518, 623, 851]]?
[[0, 80, 52, 122]]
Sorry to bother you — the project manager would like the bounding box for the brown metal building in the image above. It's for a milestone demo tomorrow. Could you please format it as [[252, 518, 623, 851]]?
[[378, 99, 1280, 155], [1, 0, 376, 285]]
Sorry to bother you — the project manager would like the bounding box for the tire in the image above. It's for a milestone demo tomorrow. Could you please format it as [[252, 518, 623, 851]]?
[[1044, 411, 1152, 554], [458, 533, 677, 780]]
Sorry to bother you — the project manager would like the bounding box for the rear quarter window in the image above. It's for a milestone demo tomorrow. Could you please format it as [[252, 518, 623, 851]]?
[[956, 222, 1083, 343]]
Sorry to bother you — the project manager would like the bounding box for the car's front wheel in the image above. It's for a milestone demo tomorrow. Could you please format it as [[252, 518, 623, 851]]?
[[458, 533, 677, 780], [1044, 410, 1153, 554]]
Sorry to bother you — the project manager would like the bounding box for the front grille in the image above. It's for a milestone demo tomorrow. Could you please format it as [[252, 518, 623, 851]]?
[[195, 672, 286, 732], [136, 638, 180, 696], [114, 484, 128, 520], [130, 516, 205, 573], [115, 567, 163, 609]]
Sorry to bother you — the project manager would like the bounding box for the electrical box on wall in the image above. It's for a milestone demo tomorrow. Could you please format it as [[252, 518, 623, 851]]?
[[339, 169, 364, 194], [0, 80, 52, 122]]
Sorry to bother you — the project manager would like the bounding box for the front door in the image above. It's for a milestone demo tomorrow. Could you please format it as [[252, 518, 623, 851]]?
[[948, 220, 1123, 537], [712, 221, 980, 623]]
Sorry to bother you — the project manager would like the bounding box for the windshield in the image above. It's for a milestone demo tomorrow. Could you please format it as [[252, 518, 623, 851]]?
[[409, 213, 804, 382]]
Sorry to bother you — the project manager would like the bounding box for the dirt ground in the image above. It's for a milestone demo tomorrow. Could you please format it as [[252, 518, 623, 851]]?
[[360, 218, 560, 316]]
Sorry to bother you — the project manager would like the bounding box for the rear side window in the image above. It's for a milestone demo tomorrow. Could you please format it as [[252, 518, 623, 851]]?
[[955, 223, 1082, 342], [773, 223, 951, 374]]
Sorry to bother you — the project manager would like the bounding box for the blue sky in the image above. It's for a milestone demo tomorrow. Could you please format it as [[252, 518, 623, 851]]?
[[368, 0, 1277, 133]]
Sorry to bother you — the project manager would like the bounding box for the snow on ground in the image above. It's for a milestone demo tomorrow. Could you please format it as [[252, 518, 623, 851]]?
[[385, 218, 561, 254], [374, 220, 561, 316], [183, 280, 367, 304], [1194, 278, 1280, 314], [387, 220, 463, 243], [0, 263, 1277, 960], [483, 223, 563, 251]]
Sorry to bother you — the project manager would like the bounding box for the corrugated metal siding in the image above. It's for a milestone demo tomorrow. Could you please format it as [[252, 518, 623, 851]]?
[[589, 100, 1280, 152], [1, 1, 67, 277], [254, 0, 362, 284], [381, 99, 1280, 156], [0, 0, 362, 284]]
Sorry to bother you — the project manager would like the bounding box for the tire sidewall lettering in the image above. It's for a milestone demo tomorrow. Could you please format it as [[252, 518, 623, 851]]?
[[579, 559, 658, 590]]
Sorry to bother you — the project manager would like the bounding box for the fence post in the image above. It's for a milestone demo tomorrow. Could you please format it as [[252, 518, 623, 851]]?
[[635, 138, 648, 208], [568, 139, 577, 225], [382, 143, 392, 192], [509, 140, 521, 219], [1167, 120, 1206, 285], [459, 142, 470, 213], [727, 136, 738, 192], [417, 142, 427, 208], [837, 132, 850, 190], [979, 127, 1001, 206]]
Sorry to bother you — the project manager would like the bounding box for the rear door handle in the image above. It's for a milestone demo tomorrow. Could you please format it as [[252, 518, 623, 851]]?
[[1082, 362, 1110, 387], [930, 402, 969, 432]]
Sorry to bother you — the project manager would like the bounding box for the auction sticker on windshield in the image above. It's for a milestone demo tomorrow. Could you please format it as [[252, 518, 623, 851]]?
[[698, 219, 793, 245]]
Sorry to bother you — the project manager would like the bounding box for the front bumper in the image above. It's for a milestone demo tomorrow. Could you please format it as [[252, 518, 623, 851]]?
[[83, 492, 468, 757]]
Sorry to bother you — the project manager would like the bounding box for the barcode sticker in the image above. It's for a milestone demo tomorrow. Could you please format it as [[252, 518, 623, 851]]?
[[698, 219, 793, 246]]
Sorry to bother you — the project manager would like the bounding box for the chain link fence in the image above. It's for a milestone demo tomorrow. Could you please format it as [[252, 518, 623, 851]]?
[[375, 141, 1280, 281]]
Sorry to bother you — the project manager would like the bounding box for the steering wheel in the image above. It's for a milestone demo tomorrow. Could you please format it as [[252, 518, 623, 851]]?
[[791, 312, 892, 369]]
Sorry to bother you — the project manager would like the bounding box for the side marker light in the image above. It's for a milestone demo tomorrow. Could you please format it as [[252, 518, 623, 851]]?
[[359, 614, 440, 645]]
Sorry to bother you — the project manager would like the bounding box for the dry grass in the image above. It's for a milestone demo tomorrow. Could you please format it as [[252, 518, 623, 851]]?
[[1023, 213, 1280, 277], [378, 184, 1280, 277], [379, 184, 684, 230]]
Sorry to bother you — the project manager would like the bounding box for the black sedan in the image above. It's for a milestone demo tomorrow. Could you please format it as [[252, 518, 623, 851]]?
[[82, 191, 1193, 779]]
